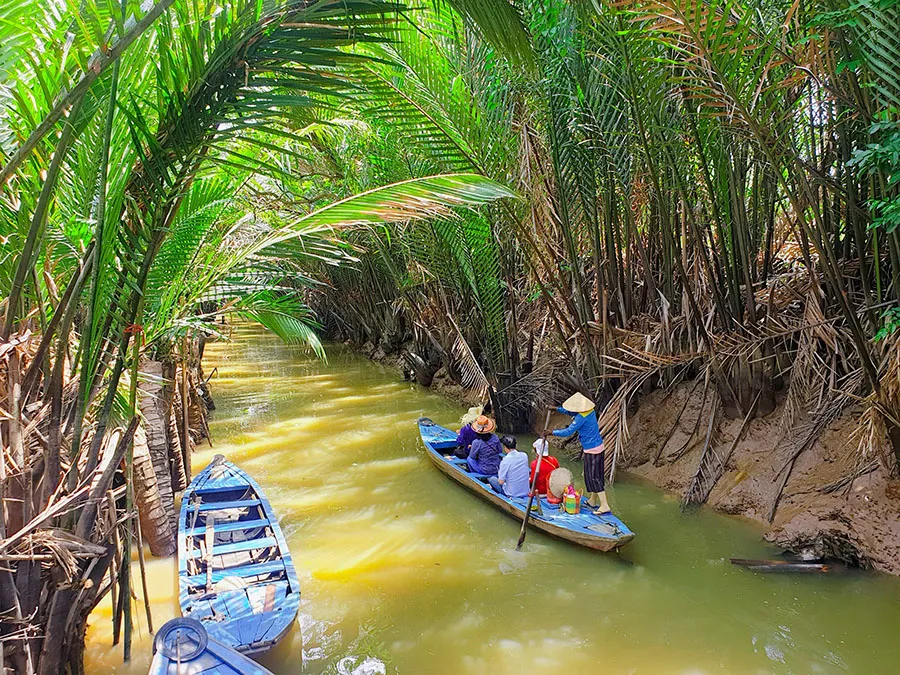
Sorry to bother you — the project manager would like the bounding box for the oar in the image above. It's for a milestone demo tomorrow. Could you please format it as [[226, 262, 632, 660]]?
[[516, 409, 552, 551]]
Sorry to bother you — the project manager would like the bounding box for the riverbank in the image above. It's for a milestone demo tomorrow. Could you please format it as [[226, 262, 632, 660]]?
[[622, 384, 900, 575], [351, 339, 900, 576]]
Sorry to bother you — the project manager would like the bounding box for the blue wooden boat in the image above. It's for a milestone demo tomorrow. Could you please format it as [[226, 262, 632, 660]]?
[[178, 455, 300, 655], [149, 618, 274, 675], [418, 418, 635, 551]]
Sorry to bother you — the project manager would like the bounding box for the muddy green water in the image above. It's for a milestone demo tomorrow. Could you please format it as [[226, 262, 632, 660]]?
[[85, 325, 900, 674]]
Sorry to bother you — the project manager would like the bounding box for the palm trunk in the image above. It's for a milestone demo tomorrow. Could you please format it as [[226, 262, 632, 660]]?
[[132, 424, 175, 556], [163, 361, 188, 492], [137, 360, 175, 527]]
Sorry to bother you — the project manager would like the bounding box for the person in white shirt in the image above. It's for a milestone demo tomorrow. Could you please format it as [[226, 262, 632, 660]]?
[[488, 436, 530, 498]]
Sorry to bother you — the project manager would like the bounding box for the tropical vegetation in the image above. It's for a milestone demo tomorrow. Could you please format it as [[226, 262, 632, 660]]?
[[1, 0, 899, 672]]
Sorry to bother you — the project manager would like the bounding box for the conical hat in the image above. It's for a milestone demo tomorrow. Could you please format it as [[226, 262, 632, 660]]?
[[460, 406, 483, 426], [563, 392, 595, 413], [548, 467, 574, 498]]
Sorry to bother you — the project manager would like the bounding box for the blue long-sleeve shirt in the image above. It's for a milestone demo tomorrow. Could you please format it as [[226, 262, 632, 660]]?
[[553, 406, 603, 452], [467, 434, 503, 475]]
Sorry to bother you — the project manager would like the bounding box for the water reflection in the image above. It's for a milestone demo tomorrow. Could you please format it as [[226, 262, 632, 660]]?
[[85, 325, 900, 674]]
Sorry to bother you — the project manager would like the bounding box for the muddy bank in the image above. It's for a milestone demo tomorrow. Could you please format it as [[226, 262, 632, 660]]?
[[355, 339, 483, 409], [351, 339, 900, 576], [621, 383, 900, 575]]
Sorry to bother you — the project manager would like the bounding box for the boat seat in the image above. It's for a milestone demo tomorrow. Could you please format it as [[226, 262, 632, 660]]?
[[186, 518, 269, 538], [430, 440, 457, 450], [185, 561, 285, 589], [193, 484, 252, 496], [190, 498, 261, 512], [185, 536, 278, 560]]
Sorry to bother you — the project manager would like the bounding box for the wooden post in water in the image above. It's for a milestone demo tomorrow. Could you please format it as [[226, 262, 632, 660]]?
[[180, 336, 191, 483], [135, 514, 154, 633]]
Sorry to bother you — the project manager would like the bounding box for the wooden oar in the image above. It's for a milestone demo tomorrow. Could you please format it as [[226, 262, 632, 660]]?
[[516, 410, 552, 551]]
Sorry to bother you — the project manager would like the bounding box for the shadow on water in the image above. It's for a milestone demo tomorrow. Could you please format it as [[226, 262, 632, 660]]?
[[85, 325, 900, 675]]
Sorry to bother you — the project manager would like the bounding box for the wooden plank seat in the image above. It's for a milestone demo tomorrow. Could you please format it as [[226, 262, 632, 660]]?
[[190, 498, 261, 513], [185, 561, 286, 589], [194, 484, 252, 496], [185, 536, 278, 560], [186, 518, 269, 538]]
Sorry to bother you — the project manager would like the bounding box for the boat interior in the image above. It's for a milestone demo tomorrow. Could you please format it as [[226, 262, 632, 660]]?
[[181, 478, 296, 649]]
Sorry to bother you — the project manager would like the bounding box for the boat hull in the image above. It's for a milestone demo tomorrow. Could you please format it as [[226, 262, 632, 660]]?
[[418, 418, 634, 552], [178, 455, 300, 655]]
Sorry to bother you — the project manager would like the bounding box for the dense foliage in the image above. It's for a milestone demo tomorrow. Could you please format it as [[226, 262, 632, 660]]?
[[1, 0, 900, 671], [308, 0, 900, 483], [0, 1, 513, 672]]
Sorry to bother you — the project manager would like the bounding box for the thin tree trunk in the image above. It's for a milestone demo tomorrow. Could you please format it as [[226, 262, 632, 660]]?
[[166, 361, 187, 491]]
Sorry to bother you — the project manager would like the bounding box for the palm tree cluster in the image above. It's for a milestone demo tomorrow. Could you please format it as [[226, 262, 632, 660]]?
[[307, 0, 900, 487], [2, 0, 900, 670], [0, 1, 514, 672]]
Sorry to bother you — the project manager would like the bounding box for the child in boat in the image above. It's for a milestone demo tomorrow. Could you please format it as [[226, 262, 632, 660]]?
[[489, 436, 530, 498], [529, 438, 560, 495], [465, 415, 502, 475]]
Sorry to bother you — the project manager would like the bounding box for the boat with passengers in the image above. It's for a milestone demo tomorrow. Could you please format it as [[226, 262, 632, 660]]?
[[418, 418, 634, 552]]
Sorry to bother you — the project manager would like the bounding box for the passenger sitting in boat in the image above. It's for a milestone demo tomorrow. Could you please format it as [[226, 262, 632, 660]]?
[[488, 436, 530, 498], [453, 406, 483, 459], [530, 438, 560, 495], [465, 415, 502, 475]]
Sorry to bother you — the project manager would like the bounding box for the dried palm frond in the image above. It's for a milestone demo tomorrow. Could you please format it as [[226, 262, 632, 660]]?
[[768, 372, 865, 521], [447, 314, 490, 397], [853, 334, 900, 471]]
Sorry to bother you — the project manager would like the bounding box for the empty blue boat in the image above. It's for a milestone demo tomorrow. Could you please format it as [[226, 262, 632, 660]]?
[[178, 455, 300, 655], [149, 617, 274, 675], [418, 418, 634, 551]]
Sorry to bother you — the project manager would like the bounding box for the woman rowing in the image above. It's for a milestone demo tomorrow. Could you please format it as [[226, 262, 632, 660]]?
[[548, 392, 610, 515]]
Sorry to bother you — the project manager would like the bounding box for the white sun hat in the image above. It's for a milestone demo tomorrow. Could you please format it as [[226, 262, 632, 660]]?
[[532, 438, 550, 456]]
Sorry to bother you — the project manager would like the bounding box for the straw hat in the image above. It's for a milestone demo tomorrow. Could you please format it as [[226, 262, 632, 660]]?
[[548, 467, 575, 498], [471, 415, 496, 433], [460, 405, 483, 426], [563, 392, 595, 413], [532, 438, 550, 456]]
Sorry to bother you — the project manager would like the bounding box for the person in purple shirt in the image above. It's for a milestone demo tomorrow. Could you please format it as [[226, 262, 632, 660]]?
[[455, 421, 478, 459], [465, 415, 502, 475]]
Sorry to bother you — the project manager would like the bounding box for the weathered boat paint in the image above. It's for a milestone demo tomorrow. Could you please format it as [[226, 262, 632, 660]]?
[[178, 455, 300, 655], [149, 617, 275, 675]]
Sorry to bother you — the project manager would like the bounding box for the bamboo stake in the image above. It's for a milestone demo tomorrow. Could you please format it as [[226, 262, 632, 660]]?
[[107, 492, 122, 646], [180, 337, 192, 483], [135, 514, 154, 633]]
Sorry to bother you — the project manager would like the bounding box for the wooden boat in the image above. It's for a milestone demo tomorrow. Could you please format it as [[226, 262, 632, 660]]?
[[178, 455, 300, 655], [149, 617, 274, 675], [418, 418, 635, 552]]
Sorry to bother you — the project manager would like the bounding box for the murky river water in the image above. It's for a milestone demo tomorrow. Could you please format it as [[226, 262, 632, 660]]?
[[86, 325, 900, 674]]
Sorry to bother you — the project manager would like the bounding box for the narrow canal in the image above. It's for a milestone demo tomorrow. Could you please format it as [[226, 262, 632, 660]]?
[[85, 325, 900, 674]]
